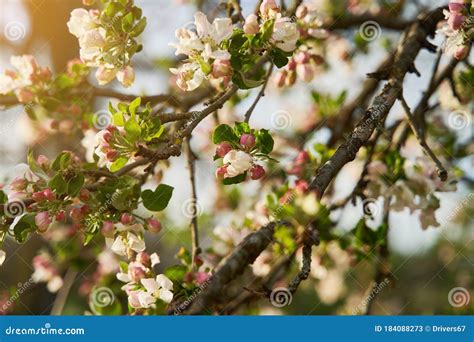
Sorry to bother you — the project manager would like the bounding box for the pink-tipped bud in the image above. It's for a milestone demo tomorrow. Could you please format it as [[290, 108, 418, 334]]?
[[240, 134, 256, 149], [449, 1, 465, 13], [147, 218, 162, 233], [212, 59, 232, 78], [70, 207, 83, 222], [15, 88, 34, 103], [106, 150, 118, 162], [120, 213, 134, 225], [294, 51, 311, 64], [287, 59, 297, 71], [35, 211, 51, 232], [55, 211, 66, 222], [129, 266, 146, 282], [275, 70, 287, 88], [43, 188, 55, 201], [32, 191, 46, 202], [296, 4, 308, 19], [260, 0, 279, 17], [285, 71, 296, 86], [297, 63, 315, 82], [454, 45, 469, 60], [215, 165, 227, 179], [101, 221, 115, 238], [102, 130, 113, 143], [244, 14, 259, 35], [448, 12, 466, 30], [250, 165, 265, 180], [195, 272, 211, 285], [216, 142, 232, 158], [117, 65, 135, 88], [295, 150, 310, 164], [136, 252, 151, 267], [37, 155, 49, 168]]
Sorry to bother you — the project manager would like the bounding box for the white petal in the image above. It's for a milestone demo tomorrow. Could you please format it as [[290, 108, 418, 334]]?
[[141, 278, 159, 293], [159, 289, 174, 303], [150, 253, 160, 267], [156, 274, 173, 290], [0, 250, 6, 266], [47, 276, 63, 293]]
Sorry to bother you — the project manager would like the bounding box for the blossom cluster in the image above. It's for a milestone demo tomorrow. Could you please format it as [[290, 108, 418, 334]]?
[[67, 1, 147, 87], [212, 123, 274, 184], [274, 49, 324, 87], [170, 0, 299, 91], [0, 55, 51, 103], [439, 0, 473, 60]]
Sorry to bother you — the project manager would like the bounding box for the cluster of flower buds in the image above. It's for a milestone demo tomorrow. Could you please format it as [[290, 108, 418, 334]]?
[[275, 50, 323, 87], [439, 0, 473, 60], [215, 133, 266, 181], [244, 0, 299, 52], [295, 3, 328, 39], [0, 55, 52, 103]]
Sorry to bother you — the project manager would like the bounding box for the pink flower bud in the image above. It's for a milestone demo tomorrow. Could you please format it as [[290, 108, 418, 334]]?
[[285, 71, 296, 86], [287, 59, 297, 71], [37, 155, 49, 168], [106, 150, 118, 161], [32, 191, 46, 202], [43, 188, 55, 201], [120, 213, 134, 225], [294, 51, 311, 64], [35, 212, 51, 232], [275, 70, 287, 88], [215, 165, 227, 179], [129, 266, 146, 282], [216, 142, 232, 158], [212, 59, 232, 78], [297, 63, 315, 82], [250, 165, 265, 180], [244, 14, 260, 35], [448, 13, 466, 30], [102, 130, 113, 143], [70, 207, 83, 222], [101, 221, 115, 238], [55, 211, 66, 222], [195, 272, 211, 285], [449, 1, 465, 13], [295, 151, 309, 164], [136, 252, 150, 267], [117, 66, 135, 88], [95, 67, 117, 86], [260, 0, 279, 17], [147, 218, 162, 233], [15, 88, 34, 103], [454, 45, 469, 60], [240, 133, 256, 149], [296, 4, 308, 19]]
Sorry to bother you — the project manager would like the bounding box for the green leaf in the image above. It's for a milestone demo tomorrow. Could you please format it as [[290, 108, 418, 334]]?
[[110, 157, 128, 173], [13, 214, 36, 243], [122, 12, 134, 31], [128, 97, 141, 117], [131, 17, 147, 37], [212, 124, 238, 144], [256, 129, 274, 154], [52, 152, 71, 171], [124, 118, 141, 140], [141, 184, 174, 211], [67, 173, 85, 197], [223, 172, 247, 185], [271, 49, 289, 68], [233, 122, 251, 136], [0, 191, 7, 204], [164, 265, 187, 285], [49, 173, 67, 195]]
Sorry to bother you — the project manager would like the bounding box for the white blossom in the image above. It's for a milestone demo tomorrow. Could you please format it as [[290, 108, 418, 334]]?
[[223, 150, 253, 178]]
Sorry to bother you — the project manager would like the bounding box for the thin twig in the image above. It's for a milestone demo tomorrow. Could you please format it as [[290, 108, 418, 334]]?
[[244, 64, 273, 123], [50, 269, 78, 315], [185, 138, 201, 266], [399, 94, 448, 181]]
